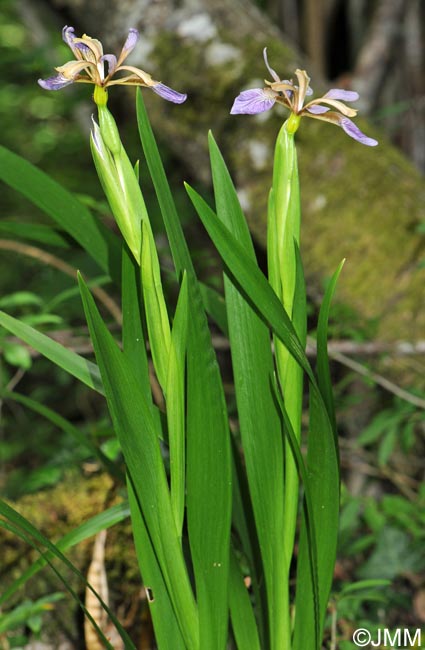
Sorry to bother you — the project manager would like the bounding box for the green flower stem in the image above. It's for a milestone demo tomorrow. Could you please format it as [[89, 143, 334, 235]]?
[[166, 272, 188, 541], [269, 119, 305, 646], [141, 220, 171, 392]]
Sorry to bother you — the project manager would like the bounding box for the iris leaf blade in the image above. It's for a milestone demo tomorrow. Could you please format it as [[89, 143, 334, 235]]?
[[78, 274, 199, 649], [0, 145, 121, 283], [293, 262, 343, 650], [185, 272, 232, 650], [0, 310, 103, 393], [229, 547, 261, 650], [127, 480, 187, 650]]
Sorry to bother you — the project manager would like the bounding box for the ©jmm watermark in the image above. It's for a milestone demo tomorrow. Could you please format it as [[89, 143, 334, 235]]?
[[353, 628, 422, 648]]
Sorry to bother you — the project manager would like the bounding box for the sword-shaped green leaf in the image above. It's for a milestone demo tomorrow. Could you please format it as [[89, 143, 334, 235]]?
[[0, 145, 121, 282], [78, 274, 199, 649], [0, 310, 103, 393]]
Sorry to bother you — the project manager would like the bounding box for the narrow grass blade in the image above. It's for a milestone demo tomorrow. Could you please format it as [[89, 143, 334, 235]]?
[[136, 90, 194, 279], [0, 502, 130, 602], [293, 388, 339, 650], [127, 479, 187, 650], [0, 145, 121, 283], [293, 262, 344, 650], [198, 282, 228, 335], [0, 311, 103, 393], [230, 440, 267, 647], [78, 275, 199, 649], [1, 390, 121, 480], [229, 547, 261, 650], [0, 221, 69, 248], [338, 579, 391, 598], [208, 132, 286, 649], [166, 272, 188, 539], [0, 500, 135, 649], [121, 243, 150, 394], [316, 259, 345, 433], [272, 379, 320, 650]]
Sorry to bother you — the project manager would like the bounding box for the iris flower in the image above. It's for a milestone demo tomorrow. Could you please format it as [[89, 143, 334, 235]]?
[[231, 48, 377, 146], [38, 26, 187, 104]]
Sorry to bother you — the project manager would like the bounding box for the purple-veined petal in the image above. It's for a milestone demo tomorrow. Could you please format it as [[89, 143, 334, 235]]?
[[62, 26, 77, 53], [339, 117, 378, 146], [152, 82, 187, 103], [73, 36, 103, 62], [230, 88, 276, 115], [324, 88, 359, 102], [74, 41, 92, 57], [121, 29, 139, 59], [306, 105, 329, 114], [263, 47, 280, 82], [37, 74, 74, 90], [101, 54, 118, 76]]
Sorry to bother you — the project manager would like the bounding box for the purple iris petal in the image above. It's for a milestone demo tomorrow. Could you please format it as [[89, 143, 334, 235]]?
[[62, 26, 77, 51], [101, 54, 117, 76], [152, 83, 187, 104], [307, 105, 329, 114], [230, 89, 276, 115], [74, 42, 91, 55], [339, 117, 378, 146], [37, 74, 74, 90], [324, 89, 359, 102], [121, 28, 139, 57]]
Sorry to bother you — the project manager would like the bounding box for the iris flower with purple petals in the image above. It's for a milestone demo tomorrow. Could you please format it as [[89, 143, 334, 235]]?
[[38, 26, 187, 104], [231, 48, 377, 146]]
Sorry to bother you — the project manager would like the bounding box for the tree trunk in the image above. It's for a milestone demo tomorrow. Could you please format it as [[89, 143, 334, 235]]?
[[42, 0, 425, 384]]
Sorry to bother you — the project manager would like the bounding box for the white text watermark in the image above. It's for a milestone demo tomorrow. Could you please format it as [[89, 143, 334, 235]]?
[[352, 628, 422, 648]]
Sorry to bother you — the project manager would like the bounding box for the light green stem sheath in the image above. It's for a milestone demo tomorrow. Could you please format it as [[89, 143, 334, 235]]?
[[269, 115, 305, 648]]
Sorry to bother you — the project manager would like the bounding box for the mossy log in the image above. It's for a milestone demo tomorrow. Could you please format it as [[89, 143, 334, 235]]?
[[47, 0, 425, 376]]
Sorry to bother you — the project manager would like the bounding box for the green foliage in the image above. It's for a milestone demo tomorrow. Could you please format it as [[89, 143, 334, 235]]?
[[357, 396, 422, 465], [0, 593, 65, 646]]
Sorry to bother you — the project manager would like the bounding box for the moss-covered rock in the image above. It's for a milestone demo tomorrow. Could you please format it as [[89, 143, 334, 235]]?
[[1, 471, 142, 644]]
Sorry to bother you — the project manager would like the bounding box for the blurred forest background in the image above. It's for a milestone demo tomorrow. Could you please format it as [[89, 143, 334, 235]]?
[[1, 0, 425, 648]]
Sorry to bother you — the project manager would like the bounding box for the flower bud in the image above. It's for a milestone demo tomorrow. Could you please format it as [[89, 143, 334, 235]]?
[[98, 104, 122, 156], [90, 117, 148, 261]]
